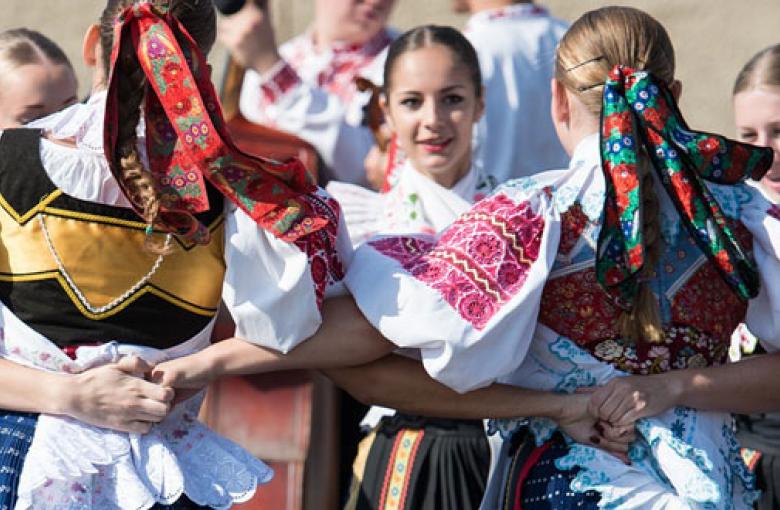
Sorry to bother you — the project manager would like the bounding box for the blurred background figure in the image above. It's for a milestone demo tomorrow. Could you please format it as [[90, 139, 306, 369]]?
[[455, 0, 569, 182], [220, 0, 397, 186], [731, 43, 780, 510], [0, 28, 77, 128]]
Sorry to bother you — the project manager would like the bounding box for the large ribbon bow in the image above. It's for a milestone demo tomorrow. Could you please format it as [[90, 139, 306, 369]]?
[[104, 2, 327, 244], [596, 65, 773, 310]]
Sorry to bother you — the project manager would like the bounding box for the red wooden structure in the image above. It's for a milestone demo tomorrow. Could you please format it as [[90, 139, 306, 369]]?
[[201, 59, 340, 510]]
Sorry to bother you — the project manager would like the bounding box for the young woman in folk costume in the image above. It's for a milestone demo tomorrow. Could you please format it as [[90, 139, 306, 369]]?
[[0, 0, 358, 507], [587, 43, 780, 509], [330, 26, 498, 509], [343, 6, 779, 509], [731, 43, 780, 509]]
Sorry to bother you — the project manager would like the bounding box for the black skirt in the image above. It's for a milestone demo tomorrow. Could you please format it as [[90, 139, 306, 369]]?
[[350, 414, 490, 510]]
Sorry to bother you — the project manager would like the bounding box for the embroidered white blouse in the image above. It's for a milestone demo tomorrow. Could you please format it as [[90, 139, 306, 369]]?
[[328, 159, 496, 428], [346, 134, 780, 508]]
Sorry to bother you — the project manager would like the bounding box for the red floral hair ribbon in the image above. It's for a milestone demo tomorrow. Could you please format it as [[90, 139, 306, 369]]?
[[104, 2, 327, 243]]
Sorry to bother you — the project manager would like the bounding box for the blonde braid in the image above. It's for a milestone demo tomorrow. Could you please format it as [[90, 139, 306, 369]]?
[[615, 157, 664, 343]]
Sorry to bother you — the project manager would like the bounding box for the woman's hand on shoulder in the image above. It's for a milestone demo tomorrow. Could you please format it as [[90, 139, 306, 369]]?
[[586, 374, 683, 427], [60, 356, 174, 434]]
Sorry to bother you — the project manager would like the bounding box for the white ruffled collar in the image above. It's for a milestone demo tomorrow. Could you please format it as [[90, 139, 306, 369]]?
[[23, 90, 140, 208]]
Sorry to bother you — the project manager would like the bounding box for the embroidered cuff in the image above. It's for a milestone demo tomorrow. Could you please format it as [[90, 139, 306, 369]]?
[[258, 60, 302, 106]]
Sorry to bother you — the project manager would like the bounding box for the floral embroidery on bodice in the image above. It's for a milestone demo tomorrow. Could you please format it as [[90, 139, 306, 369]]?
[[538, 201, 750, 374]]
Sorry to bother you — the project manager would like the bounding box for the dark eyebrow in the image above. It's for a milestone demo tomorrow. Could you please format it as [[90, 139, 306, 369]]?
[[440, 85, 466, 93]]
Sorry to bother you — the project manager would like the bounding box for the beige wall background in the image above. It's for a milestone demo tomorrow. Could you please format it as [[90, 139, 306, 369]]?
[[2, 1, 778, 136]]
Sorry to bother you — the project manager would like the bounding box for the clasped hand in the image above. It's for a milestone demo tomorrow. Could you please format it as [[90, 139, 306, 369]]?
[[64, 356, 174, 434], [560, 374, 676, 461]]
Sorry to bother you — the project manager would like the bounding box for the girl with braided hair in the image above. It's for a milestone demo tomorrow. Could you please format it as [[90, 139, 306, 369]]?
[[0, 0, 365, 507]]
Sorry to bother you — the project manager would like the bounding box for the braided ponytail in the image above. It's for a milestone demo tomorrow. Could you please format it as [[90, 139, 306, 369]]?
[[99, 0, 216, 253], [555, 7, 674, 344], [615, 157, 664, 343]]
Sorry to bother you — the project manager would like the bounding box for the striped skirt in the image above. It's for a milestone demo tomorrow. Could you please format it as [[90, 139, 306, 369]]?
[[347, 414, 490, 510]]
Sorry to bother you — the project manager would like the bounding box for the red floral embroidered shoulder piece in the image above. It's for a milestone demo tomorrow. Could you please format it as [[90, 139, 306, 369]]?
[[369, 193, 545, 330]]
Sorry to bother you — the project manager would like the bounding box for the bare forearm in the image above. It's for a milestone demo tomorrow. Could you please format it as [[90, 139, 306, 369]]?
[[0, 358, 68, 414], [665, 352, 780, 414], [193, 296, 395, 379], [325, 355, 571, 421]]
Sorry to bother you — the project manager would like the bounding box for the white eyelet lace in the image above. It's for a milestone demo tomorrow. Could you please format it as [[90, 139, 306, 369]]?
[[38, 213, 172, 314]]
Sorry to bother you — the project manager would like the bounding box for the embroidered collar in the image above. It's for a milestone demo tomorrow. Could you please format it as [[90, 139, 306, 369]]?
[[304, 27, 393, 58], [466, 2, 548, 30]]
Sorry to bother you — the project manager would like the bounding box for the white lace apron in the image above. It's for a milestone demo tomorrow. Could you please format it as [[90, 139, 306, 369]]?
[[0, 306, 272, 510]]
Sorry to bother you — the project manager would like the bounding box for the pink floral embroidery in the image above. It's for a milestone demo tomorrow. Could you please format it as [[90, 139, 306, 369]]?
[[368, 237, 434, 265], [293, 190, 346, 309], [371, 193, 544, 329]]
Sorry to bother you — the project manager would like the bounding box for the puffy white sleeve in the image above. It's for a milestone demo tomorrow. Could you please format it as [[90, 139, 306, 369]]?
[[222, 189, 353, 353], [325, 180, 383, 246], [239, 62, 376, 186], [345, 188, 560, 393], [741, 185, 780, 352]]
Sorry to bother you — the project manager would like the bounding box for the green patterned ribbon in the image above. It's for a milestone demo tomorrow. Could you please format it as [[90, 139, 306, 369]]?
[[596, 65, 773, 310]]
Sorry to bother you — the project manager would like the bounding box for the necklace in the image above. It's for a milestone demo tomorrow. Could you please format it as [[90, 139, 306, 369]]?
[[38, 214, 172, 315]]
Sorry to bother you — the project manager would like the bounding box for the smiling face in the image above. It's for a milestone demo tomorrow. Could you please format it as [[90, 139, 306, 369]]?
[[382, 44, 484, 188], [0, 60, 78, 128], [734, 87, 780, 199]]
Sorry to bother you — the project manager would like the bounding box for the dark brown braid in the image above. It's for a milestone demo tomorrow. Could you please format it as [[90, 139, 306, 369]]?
[[99, 0, 216, 253]]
